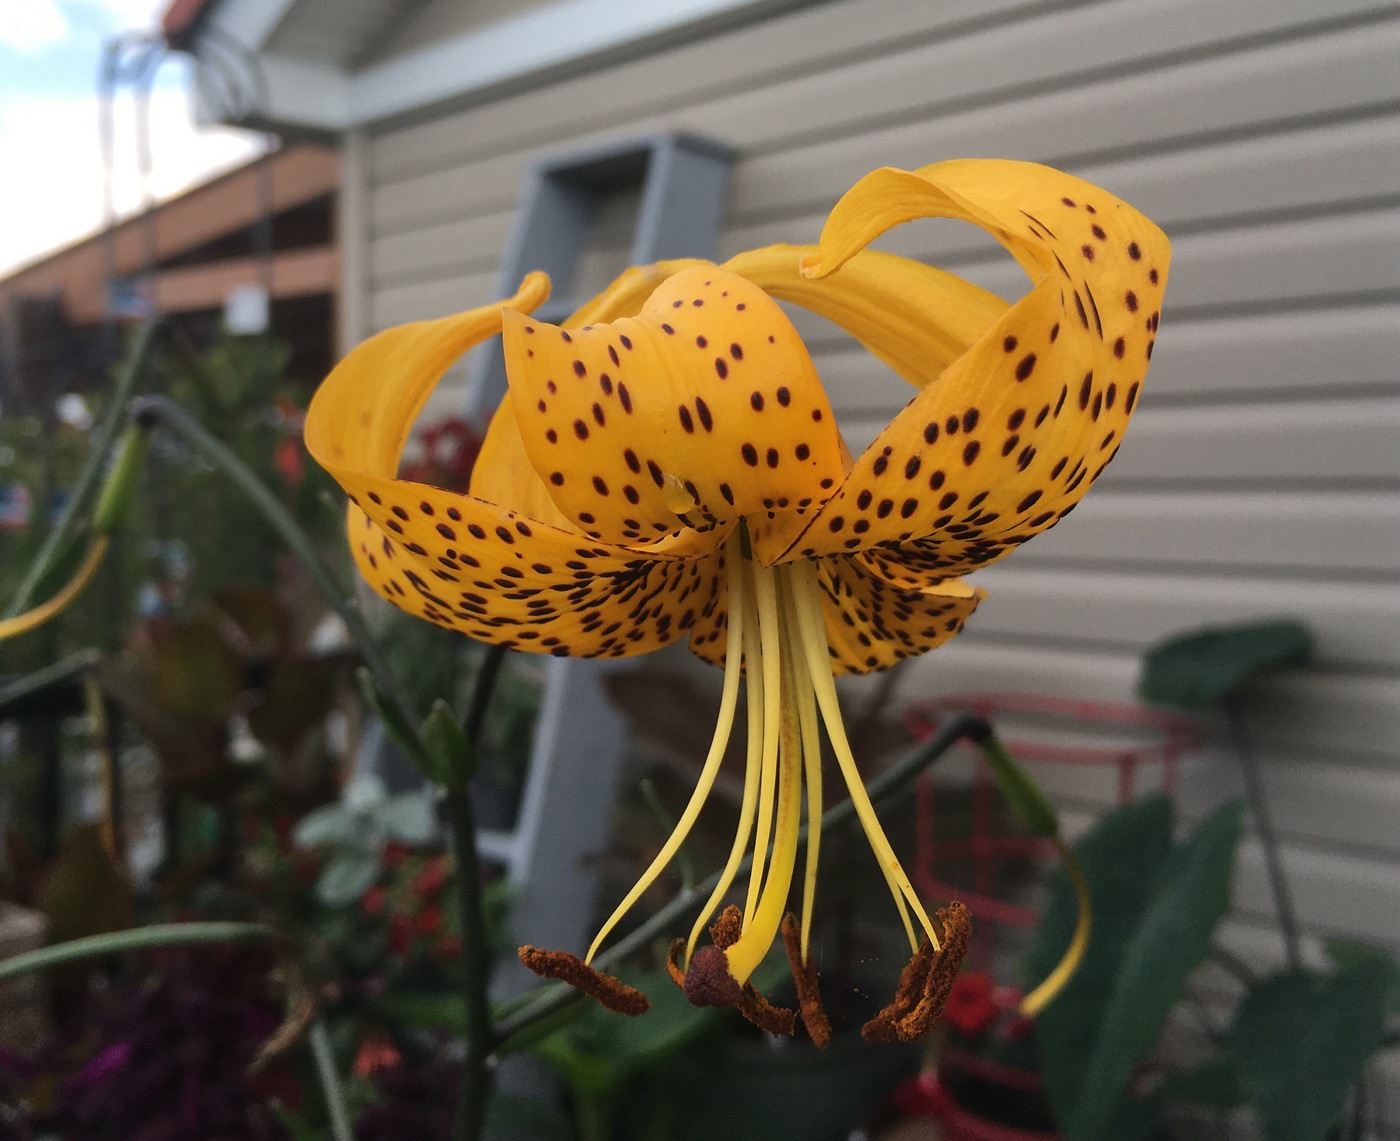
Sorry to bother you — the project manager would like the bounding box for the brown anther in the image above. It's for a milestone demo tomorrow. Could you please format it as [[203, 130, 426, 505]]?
[[709, 904, 744, 950], [683, 945, 743, 1007], [896, 902, 972, 1040], [862, 934, 935, 1043], [665, 938, 687, 989], [518, 945, 650, 1016], [736, 982, 797, 1037], [862, 902, 973, 1043], [781, 912, 831, 1048]]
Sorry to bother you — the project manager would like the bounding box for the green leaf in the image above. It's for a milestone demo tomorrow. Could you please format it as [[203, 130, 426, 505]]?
[[421, 698, 477, 790], [378, 791, 437, 845], [978, 733, 1059, 838], [1070, 799, 1244, 1141], [293, 803, 350, 848], [355, 667, 435, 779], [1020, 795, 1175, 1130], [315, 849, 381, 907], [1324, 939, 1400, 1017], [377, 988, 468, 1035], [1231, 962, 1391, 1141], [1160, 1058, 1246, 1109], [1138, 619, 1314, 711]]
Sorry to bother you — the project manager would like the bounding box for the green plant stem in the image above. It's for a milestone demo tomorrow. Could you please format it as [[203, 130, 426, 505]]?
[[1226, 702, 1302, 970], [0, 921, 269, 985], [0, 649, 101, 713], [309, 1019, 355, 1141], [129, 395, 417, 733], [5, 321, 160, 618], [488, 711, 988, 1055], [449, 642, 511, 1141], [447, 785, 493, 1141]]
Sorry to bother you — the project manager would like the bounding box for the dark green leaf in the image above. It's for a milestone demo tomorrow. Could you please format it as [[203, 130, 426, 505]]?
[[978, 734, 1059, 838], [1138, 619, 1314, 711], [1020, 794, 1174, 1132], [422, 698, 477, 790], [1071, 799, 1244, 1141], [1160, 1058, 1246, 1109], [1324, 939, 1400, 1017], [1232, 962, 1391, 1141]]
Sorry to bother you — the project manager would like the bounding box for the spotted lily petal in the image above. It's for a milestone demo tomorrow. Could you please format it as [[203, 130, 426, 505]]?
[[778, 160, 1169, 572], [726, 245, 1009, 389], [306, 276, 727, 659], [502, 265, 845, 549]]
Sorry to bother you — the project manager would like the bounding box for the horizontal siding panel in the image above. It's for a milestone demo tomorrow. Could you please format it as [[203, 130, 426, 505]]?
[[1020, 744, 1400, 854], [994, 488, 1399, 573], [966, 566, 1400, 670], [370, 8, 1400, 230], [368, 0, 1089, 178], [371, 211, 514, 282], [1105, 396, 1400, 482], [807, 304, 1400, 415], [372, 268, 498, 326], [730, 15, 1400, 218], [897, 642, 1400, 760], [723, 111, 1400, 264]]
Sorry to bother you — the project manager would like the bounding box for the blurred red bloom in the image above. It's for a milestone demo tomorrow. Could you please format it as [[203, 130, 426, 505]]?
[[943, 971, 1001, 1039]]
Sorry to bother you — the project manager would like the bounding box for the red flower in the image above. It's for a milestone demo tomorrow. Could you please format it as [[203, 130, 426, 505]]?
[[352, 1033, 402, 1078], [389, 915, 412, 957], [415, 857, 448, 899], [362, 885, 386, 916], [382, 840, 411, 870], [415, 905, 444, 936], [943, 971, 1001, 1039]]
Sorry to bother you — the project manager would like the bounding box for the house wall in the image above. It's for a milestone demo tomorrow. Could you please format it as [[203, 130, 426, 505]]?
[[347, 0, 1399, 1114]]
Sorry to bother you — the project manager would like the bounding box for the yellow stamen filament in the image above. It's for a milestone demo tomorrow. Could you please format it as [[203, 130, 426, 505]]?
[[1019, 835, 1092, 1016], [724, 567, 805, 985], [586, 533, 747, 963], [742, 557, 785, 927], [0, 537, 109, 642], [789, 559, 936, 953], [783, 583, 824, 963], [686, 573, 766, 962]]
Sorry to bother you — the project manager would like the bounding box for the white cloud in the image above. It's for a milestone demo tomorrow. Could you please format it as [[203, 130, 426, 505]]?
[[0, 83, 265, 274], [0, 1, 73, 52]]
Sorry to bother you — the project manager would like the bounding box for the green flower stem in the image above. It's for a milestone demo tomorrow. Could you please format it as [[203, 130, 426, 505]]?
[[4, 321, 160, 619], [488, 710, 989, 1056], [309, 1019, 355, 1141], [0, 921, 270, 985], [450, 641, 510, 1141], [128, 395, 417, 734]]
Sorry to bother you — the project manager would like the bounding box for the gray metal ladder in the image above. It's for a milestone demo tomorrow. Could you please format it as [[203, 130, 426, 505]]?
[[465, 133, 735, 994]]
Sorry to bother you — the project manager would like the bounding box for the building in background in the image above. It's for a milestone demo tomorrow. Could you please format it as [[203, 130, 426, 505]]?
[[0, 144, 339, 416]]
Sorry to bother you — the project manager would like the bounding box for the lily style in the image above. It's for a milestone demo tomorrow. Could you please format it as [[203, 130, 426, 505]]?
[[305, 158, 1169, 1044]]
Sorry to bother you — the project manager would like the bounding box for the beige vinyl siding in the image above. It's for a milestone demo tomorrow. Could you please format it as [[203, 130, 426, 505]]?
[[353, 0, 1400, 1119]]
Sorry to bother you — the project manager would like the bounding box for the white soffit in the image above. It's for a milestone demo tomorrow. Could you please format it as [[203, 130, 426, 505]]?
[[195, 0, 812, 132]]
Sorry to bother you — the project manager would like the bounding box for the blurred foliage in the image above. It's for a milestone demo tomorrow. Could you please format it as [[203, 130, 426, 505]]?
[[1022, 793, 1396, 1141]]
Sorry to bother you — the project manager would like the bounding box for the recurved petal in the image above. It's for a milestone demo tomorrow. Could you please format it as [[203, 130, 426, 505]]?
[[306, 273, 551, 479], [502, 265, 845, 549], [726, 245, 1009, 390], [344, 482, 725, 659], [785, 160, 1169, 571], [813, 555, 983, 676], [564, 258, 713, 327]]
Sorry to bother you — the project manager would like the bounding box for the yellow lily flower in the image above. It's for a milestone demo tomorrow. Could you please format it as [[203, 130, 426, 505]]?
[[305, 159, 1168, 1043]]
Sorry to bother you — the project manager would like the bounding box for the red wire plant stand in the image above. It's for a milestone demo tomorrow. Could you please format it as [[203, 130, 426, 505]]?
[[896, 693, 1201, 1141]]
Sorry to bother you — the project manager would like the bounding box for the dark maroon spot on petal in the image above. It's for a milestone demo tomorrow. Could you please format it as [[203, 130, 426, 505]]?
[[719, 483, 734, 506], [695, 397, 713, 432], [573, 360, 586, 378], [1112, 337, 1126, 360], [795, 443, 810, 461], [592, 402, 606, 426], [618, 384, 633, 413], [715, 358, 729, 380], [696, 334, 708, 348], [1127, 242, 1141, 261], [1016, 354, 1037, 381], [678, 405, 694, 433], [730, 343, 744, 360], [647, 460, 664, 487], [1003, 335, 1018, 352], [750, 391, 764, 411], [661, 323, 674, 335], [592, 476, 609, 495], [856, 490, 873, 510], [1124, 290, 1138, 313], [766, 448, 779, 468], [1091, 224, 1107, 241], [550, 472, 565, 485], [741, 444, 759, 467], [447, 507, 461, 521], [904, 456, 922, 479], [1078, 373, 1093, 412], [900, 498, 918, 519], [963, 441, 981, 465], [923, 423, 939, 445], [962, 408, 980, 433], [573, 420, 589, 440], [624, 448, 641, 473]]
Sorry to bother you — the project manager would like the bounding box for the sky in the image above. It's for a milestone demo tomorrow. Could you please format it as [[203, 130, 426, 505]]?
[[0, 0, 264, 275]]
